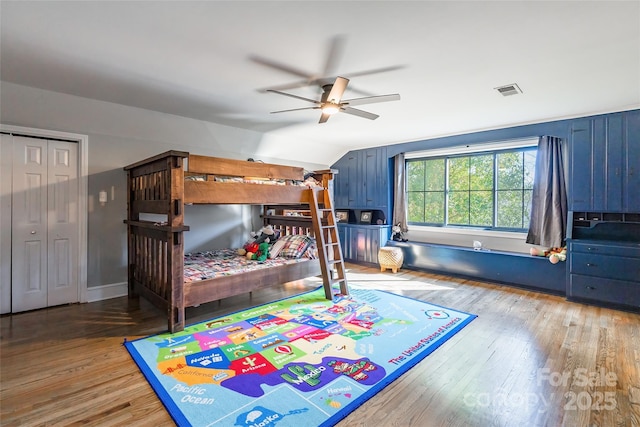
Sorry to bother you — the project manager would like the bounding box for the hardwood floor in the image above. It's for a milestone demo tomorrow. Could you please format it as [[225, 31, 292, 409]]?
[[1, 264, 639, 427]]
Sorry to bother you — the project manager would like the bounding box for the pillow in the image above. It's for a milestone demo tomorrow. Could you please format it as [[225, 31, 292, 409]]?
[[277, 235, 314, 259], [268, 239, 287, 259]]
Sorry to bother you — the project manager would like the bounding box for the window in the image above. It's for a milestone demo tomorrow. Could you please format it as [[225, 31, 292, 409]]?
[[407, 147, 536, 231]]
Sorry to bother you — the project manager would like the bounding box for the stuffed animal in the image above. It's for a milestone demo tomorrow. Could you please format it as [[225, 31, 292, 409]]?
[[529, 247, 550, 257], [237, 226, 279, 257], [391, 223, 408, 242], [238, 241, 259, 257], [254, 225, 280, 244], [529, 246, 566, 263], [251, 242, 270, 262], [548, 247, 567, 264]]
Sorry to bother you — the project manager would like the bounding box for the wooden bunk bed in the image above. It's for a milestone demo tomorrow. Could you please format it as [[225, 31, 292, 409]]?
[[124, 151, 348, 333]]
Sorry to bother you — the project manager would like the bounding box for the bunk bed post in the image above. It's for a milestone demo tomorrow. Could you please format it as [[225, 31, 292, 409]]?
[[125, 168, 138, 299], [167, 154, 186, 333], [124, 150, 190, 334], [312, 170, 336, 209]]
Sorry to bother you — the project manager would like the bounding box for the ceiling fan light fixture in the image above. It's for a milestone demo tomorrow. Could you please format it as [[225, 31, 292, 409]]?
[[322, 104, 340, 115]]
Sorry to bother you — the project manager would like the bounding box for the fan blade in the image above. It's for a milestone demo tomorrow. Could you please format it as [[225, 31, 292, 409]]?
[[326, 77, 349, 103], [342, 65, 405, 79], [319, 112, 332, 123], [266, 90, 321, 105], [342, 93, 401, 107], [250, 55, 314, 80], [341, 107, 379, 120], [258, 80, 316, 93], [322, 35, 346, 76], [271, 106, 319, 114]]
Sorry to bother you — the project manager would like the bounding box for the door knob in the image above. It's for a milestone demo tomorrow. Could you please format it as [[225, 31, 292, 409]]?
[[30, 230, 36, 234]]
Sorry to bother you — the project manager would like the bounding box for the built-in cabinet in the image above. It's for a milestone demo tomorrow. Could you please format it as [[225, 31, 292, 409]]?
[[333, 147, 388, 212], [338, 224, 390, 265], [566, 212, 640, 310], [333, 147, 390, 265], [567, 109, 640, 311], [568, 240, 640, 309], [570, 110, 640, 212]]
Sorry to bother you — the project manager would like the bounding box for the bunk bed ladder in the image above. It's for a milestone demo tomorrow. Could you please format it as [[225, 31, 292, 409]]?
[[309, 189, 349, 299]]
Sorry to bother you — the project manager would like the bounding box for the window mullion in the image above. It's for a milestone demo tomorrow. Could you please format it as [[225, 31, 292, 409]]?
[[493, 153, 498, 228], [444, 158, 449, 226]]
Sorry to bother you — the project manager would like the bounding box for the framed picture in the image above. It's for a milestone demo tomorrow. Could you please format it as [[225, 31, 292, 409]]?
[[335, 210, 349, 223], [359, 211, 373, 224]]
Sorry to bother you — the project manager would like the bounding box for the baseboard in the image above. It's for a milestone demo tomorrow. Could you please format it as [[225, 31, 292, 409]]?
[[87, 281, 127, 302]]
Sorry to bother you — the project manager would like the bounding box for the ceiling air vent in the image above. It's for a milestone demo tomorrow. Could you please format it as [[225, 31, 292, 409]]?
[[495, 83, 522, 96]]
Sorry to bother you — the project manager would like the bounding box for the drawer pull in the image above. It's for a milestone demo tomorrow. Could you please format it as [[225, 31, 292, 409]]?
[[585, 286, 596, 290], [586, 263, 597, 267]]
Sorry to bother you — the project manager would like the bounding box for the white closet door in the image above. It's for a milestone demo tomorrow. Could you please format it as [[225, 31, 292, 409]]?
[[0, 135, 13, 314], [11, 136, 79, 312], [47, 140, 79, 307], [12, 136, 49, 311]]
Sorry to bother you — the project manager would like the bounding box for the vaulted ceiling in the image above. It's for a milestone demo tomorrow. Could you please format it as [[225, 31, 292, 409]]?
[[2, 1, 639, 165]]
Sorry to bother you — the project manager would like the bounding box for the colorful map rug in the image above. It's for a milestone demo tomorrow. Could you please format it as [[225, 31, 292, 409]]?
[[124, 287, 476, 427]]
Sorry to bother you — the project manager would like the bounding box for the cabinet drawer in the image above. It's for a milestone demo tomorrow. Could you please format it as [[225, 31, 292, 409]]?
[[570, 253, 640, 282], [569, 274, 640, 308], [570, 241, 640, 257]]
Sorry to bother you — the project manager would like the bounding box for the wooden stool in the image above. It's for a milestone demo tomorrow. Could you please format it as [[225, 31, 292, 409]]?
[[378, 246, 404, 273]]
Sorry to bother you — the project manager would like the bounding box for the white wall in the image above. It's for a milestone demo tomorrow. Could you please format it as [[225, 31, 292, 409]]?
[[0, 82, 329, 290]]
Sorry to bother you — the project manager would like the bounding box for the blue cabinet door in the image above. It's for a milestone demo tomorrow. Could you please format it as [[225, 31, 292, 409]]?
[[333, 154, 358, 209], [363, 149, 377, 207], [569, 112, 630, 212], [333, 148, 389, 211], [338, 224, 390, 264], [363, 147, 389, 210], [570, 119, 593, 211], [345, 153, 359, 207], [591, 117, 607, 210], [624, 110, 640, 212], [605, 114, 624, 211]]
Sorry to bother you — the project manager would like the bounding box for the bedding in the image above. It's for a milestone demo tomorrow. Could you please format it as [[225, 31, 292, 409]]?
[[184, 237, 317, 283]]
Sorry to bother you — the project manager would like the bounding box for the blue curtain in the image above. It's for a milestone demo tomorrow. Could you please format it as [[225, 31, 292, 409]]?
[[526, 136, 568, 247], [392, 153, 408, 232]]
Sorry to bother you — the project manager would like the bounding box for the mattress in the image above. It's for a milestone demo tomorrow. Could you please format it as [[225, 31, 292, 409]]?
[[183, 248, 313, 283]]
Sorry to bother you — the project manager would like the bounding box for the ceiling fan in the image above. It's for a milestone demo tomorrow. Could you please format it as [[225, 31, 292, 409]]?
[[267, 76, 400, 123]]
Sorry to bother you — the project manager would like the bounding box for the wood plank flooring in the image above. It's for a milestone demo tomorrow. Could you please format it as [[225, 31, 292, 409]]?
[[1, 264, 639, 426]]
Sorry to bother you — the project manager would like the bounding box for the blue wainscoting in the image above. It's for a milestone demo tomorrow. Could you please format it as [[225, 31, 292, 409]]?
[[386, 241, 566, 294]]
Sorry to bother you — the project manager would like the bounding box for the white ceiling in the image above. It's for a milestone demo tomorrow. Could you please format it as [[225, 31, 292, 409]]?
[[2, 1, 639, 166]]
